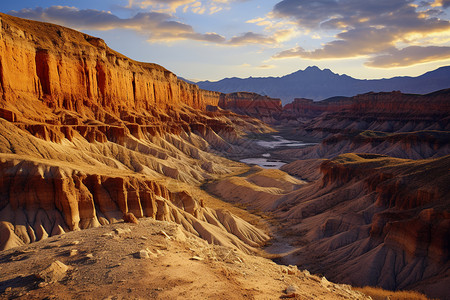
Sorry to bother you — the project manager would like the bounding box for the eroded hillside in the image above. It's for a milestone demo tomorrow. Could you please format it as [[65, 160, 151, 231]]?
[[206, 154, 450, 299], [0, 12, 274, 255]]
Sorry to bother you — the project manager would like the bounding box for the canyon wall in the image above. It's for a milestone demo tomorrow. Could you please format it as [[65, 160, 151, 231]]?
[[217, 89, 450, 131], [208, 154, 450, 299], [218, 92, 282, 123], [0, 13, 273, 253], [283, 90, 450, 117], [0, 13, 221, 121]]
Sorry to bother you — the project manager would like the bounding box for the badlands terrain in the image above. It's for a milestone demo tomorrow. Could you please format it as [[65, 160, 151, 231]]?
[[0, 13, 448, 299]]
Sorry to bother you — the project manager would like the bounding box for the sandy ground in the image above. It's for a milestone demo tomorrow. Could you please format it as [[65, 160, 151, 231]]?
[[0, 219, 369, 300]]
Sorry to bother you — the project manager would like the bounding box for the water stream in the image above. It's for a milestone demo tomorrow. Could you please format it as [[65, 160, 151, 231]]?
[[240, 135, 315, 169]]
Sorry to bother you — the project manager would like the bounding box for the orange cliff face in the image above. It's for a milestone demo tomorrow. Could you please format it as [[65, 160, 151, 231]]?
[[0, 13, 220, 121], [218, 92, 282, 122], [0, 13, 273, 253]]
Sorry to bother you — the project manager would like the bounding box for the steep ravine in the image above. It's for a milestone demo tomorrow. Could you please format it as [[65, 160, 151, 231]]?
[[206, 154, 450, 299]]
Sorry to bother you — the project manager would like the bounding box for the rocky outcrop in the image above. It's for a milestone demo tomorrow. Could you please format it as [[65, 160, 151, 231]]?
[[0, 13, 220, 121], [276, 130, 450, 160], [0, 13, 272, 253], [218, 92, 282, 123], [281, 90, 450, 138], [0, 157, 269, 252], [216, 89, 450, 141], [208, 153, 450, 299], [278, 154, 450, 298]]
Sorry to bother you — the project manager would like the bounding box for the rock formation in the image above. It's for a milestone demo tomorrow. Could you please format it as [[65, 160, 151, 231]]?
[[284, 90, 450, 138], [277, 130, 450, 160], [206, 154, 450, 299], [218, 92, 282, 123], [0, 13, 220, 119], [0, 13, 271, 253]]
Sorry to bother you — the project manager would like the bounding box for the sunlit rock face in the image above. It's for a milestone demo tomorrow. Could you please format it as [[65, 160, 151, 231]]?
[[0, 13, 220, 117], [281, 90, 450, 135], [218, 92, 283, 123], [0, 13, 272, 252]]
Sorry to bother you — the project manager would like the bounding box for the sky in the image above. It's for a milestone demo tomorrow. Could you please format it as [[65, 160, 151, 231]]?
[[2, 0, 450, 81]]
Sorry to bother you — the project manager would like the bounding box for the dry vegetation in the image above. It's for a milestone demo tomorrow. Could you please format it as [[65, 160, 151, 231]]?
[[352, 286, 431, 300]]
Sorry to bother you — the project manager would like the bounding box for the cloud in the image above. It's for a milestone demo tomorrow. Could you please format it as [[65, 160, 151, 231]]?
[[431, 0, 450, 8], [258, 64, 275, 69], [365, 45, 450, 67], [9, 6, 226, 43], [271, 0, 450, 67], [126, 0, 248, 14], [10, 6, 284, 46], [228, 32, 277, 45]]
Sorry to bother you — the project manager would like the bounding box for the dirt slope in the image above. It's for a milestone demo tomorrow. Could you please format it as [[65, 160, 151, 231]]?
[[0, 219, 370, 300]]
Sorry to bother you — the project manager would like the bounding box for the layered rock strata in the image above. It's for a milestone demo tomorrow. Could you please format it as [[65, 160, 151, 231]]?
[[278, 154, 450, 299], [277, 130, 450, 160], [218, 92, 282, 123], [0, 13, 271, 252], [207, 154, 450, 299], [0, 13, 220, 120]]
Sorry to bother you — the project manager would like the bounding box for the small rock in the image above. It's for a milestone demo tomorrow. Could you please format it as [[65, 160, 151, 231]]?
[[285, 285, 297, 294], [140, 236, 148, 240], [159, 230, 171, 239], [37, 282, 48, 288], [135, 250, 150, 259], [190, 256, 204, 261], [114, 228, 131, 235], [71, 241, 80, 245], [5, 287, 12, 293], [68, 249, 78, 256], [123, 212, 139, 224], [102, 232, 114, 237], [36, 261, 69, 283], [321, 276, 331, 288], [86, 253, 94, 259]]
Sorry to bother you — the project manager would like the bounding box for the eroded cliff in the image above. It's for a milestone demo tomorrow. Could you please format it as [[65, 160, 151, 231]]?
[[206, 154, 450, 299], [0, 13, 272, 253], [0, 13, 220, 121]]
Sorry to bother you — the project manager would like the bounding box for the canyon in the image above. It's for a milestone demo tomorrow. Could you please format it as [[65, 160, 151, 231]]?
[[0, 12, 448, 300]]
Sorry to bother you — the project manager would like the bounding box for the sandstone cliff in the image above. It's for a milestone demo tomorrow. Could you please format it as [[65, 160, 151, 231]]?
[[0, 13, 273, 253], [218, 92, 282, 123], [0, 12, 220, 122], [292, 90, 450, 139], [281, 154, 450, 299]]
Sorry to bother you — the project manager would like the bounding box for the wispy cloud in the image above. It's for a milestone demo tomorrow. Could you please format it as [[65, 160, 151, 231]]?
[[228, 32, 276, 45], [9, 6, 279, 46], [271, 0, 450, 67], [126, 0, 249, 14], [9, 6, 226, 42], [365, 45, 450, 67]]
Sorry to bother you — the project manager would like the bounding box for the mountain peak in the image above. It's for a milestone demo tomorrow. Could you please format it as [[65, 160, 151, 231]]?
[[305, 66, 321, 71]]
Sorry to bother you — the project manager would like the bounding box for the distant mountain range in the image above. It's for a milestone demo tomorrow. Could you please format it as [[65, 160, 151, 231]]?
[[194, 66, 450, 105]]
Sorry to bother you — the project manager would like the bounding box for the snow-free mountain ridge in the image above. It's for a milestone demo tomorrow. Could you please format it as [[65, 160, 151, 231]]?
[[195, 66, 450, 105]]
